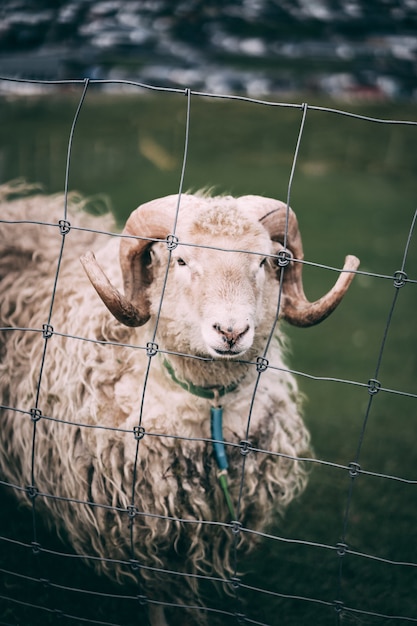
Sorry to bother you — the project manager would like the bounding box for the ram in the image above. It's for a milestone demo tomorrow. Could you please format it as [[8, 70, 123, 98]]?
[[0, 186, 359, 625]]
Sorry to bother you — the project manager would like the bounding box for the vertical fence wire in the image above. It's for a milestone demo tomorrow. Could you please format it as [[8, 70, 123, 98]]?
[[128, 87, 192, 578], [336, 204, 417, 623], [230, 101, 310, 620], [26, 78, 92, 594]]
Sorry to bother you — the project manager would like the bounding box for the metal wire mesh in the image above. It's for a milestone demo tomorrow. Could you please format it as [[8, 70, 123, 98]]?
[[0, 75, 416, 625]]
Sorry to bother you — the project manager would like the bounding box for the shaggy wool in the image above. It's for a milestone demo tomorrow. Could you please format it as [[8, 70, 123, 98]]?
[[0, 184, 311, 623]]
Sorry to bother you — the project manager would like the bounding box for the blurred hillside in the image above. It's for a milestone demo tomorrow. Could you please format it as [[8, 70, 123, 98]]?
[[0, 0, 417, 99]]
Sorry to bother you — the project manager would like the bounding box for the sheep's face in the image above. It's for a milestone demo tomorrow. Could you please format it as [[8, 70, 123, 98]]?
[[81, 192, 360, 345], [152, 205, 276, 359]]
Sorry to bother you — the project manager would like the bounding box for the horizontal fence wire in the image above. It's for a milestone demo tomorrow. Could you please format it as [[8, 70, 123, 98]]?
[[0, 75, 416, 626]]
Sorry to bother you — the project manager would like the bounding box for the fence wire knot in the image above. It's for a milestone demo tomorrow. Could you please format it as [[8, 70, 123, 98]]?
[[30, 407, 42, 422], [333, 600, 345, 613], [348, 461, 361, 478], [393, 270, 407, 288], [231, 520, 242, 535], [31, 541, 41, 554], [368, 378, 381, 395], [42, 323, 54, 339], [336, 542, 348, 557], [230, 576, 240, 590], [234, 612, 247, 624], [256, 356, 269, 372], [130, 558, 140, 572], [146, 342, 158, 357], [239, 440, 251, 456], [127, 505, 138, 519], [26, 485, 39, 500], [58, 219, 71, 235], [137, 595, 148, 606], [133, 425, 145, 441], [166, 234, 179, 250], [26, 484, 38, 499], [276, 248, 292, 267]]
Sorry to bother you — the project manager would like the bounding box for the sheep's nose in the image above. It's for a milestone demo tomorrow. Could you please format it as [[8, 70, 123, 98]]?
[[213, 323, 250, 348]]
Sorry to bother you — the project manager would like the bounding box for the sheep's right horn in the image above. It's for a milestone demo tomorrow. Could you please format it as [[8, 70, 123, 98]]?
[[81, 195, 182, 327], [80, 251, 146, 326]]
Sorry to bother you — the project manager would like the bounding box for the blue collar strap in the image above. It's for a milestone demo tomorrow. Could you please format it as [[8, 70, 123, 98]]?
[[162, 357, 237, 520]]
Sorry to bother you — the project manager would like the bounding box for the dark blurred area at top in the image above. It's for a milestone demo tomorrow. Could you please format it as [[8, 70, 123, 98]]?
[[0, 0, 416, 100]]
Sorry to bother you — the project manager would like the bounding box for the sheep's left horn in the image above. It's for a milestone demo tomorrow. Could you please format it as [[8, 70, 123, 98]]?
[[241, 195, 360, 327], [279, 252, 360, 327], [262, 203, 359, 327]]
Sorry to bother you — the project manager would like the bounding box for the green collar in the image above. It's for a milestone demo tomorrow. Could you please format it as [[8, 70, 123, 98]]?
[[162, 358, 238, 400]]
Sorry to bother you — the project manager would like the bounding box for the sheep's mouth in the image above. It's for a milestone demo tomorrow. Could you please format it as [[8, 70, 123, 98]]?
[[213, 347, 246, 358]]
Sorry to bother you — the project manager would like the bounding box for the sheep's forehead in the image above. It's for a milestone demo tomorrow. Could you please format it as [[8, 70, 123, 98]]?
[[184, 200, 269, 251]]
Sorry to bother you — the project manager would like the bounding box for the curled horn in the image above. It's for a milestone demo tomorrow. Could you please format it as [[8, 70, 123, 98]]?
[[80, 195, 181, 327], [240, 195, 360, 327]]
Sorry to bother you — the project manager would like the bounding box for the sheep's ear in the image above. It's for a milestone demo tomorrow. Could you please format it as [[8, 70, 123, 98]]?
[[118, 197, 180, 321]]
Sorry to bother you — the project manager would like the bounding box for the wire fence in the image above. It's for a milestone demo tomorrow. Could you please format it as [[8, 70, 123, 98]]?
[[0, 75, 416, 626]]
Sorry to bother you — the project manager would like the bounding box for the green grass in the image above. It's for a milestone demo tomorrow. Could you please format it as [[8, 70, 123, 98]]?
[[0, 91, 416, 625]]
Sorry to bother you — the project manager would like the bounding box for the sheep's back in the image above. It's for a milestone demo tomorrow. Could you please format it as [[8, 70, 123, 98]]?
[[0, 189, 114, 326]]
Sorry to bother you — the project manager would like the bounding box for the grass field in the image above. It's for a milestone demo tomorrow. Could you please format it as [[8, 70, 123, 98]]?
[[0, 89, 416, 625]]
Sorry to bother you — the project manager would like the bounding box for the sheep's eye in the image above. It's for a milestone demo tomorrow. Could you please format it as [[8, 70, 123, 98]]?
[[259, 257, 267, 268], [176, 258, 186, 266]]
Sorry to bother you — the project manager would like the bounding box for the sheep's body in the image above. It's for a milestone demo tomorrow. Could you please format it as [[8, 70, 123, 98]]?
[[0, 188, 311, 623]]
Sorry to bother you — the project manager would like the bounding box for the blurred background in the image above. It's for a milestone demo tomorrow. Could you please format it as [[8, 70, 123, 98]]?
[[0, 0, 417, 99], [0, 2, 417, 626]]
